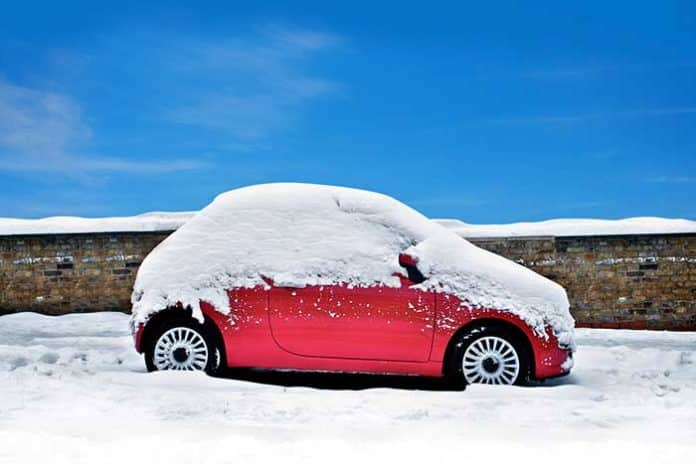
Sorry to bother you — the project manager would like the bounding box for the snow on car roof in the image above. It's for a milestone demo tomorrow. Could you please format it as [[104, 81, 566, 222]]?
[[131, 183, 573, 343]]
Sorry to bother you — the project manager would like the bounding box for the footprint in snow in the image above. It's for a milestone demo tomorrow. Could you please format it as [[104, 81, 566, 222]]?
[[39, 352, 59, 364], [678, 352, 693, 366], [396, 409, 430, 421], [71, 353, 88, 363], [8, 356, 30, 371], [651, 383, 680, 397]]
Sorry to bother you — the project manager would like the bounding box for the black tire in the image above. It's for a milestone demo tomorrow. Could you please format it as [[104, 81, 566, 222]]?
[[446, 325, 531, 387], [143, 315, 224, 376]]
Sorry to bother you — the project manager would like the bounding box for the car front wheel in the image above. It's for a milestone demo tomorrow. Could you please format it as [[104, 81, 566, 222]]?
[[449, 326, 530, 386]]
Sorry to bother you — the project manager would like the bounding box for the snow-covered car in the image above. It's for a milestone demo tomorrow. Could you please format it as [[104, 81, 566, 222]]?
[[130, 183, 575, 386]]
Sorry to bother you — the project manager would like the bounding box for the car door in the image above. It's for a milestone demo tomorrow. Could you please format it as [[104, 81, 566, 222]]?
[[268, 274, 435, 362]]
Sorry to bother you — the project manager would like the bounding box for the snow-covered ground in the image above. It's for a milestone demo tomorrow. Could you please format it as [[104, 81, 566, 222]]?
[[1, 313, 694, 463]]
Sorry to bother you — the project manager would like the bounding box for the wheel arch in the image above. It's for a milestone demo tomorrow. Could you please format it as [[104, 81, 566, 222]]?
[[441, 317, 535, 378], [139, 306, 226, 365]]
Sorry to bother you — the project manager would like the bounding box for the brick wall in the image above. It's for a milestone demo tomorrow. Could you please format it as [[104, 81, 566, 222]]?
[[468, 234, 696, 330], [0, 232, 169, 314], [1, 231, 694, 330]]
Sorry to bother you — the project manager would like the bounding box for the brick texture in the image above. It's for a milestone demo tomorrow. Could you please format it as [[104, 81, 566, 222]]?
[[1, 231, 694, 330], [0, 232, 169, 314], [469, 234, 696, 330]]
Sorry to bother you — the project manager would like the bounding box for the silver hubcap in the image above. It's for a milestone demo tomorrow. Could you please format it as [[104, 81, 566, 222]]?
[[462, 336, 520, 385], [154, 327, 209, 371]]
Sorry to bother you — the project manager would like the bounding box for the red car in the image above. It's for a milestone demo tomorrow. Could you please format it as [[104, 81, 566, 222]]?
[[131, 184, 574, 386]]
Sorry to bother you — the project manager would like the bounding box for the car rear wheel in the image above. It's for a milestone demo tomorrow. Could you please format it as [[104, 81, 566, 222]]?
[[144, 318, 222, 374], [449, 325, 530, 386]]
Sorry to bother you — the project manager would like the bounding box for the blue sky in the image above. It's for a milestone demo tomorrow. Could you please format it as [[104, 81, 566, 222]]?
[[1, 1, 695, 222]]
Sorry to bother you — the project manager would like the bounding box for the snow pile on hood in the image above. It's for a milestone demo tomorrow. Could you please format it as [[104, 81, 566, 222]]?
[[436, 217, 696, 238], [131, 184, 573, 342], [0, 212, 195, 235]]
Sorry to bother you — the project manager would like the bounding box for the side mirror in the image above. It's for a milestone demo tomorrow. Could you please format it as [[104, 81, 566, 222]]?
[[398, 253, 426, 284], [398, 252, 419, 268]]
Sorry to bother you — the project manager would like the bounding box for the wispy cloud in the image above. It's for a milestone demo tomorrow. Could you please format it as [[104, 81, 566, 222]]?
[[0, 79, 205, 174], [165, 26, 341, 144], [0, 79, 89, 155], [0, 24, 340, 175], [0, 153, 207, 173]]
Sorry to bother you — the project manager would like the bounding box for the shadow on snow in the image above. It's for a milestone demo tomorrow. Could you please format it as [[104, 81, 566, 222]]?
[[212, 368, 576, 391]]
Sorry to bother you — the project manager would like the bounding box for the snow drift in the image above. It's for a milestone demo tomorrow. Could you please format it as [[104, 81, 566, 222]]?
[[130, 183, 573, 342]]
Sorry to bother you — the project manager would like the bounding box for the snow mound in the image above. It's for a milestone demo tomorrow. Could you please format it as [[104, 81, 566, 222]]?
[[435, 217, 696, 238], [0, 212, 195, 235], [131, 183, 573, 342]]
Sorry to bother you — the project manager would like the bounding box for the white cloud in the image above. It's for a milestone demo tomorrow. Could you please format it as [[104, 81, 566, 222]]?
[[0, 25, 341, 174], [0, 79, 205, 174], [0, 154, 206, 173], [264, 26, 341, 51], [166, 26, 341, 143], [0, 80, 89, 155]]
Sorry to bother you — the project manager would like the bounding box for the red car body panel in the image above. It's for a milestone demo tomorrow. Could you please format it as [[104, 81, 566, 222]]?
[[134, 277, 572, 380], [268, 277, 435, 362], [198, 287, 444, 376], [431, 293, 571, 379]]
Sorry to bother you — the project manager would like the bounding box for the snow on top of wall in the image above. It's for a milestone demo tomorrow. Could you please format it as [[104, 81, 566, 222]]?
[[434, 217, 696, 238], [1, 211, 693, 238], [0, 212, 195, 235], [130, 183, 573, 344]]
